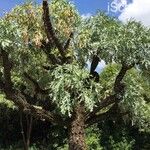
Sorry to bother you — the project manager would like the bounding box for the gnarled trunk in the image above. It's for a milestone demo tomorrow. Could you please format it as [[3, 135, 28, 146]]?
[[68, 104, 86, 150]]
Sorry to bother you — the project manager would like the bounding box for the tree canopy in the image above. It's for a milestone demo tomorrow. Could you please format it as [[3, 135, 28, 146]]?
[[0, 0, 150, 149]]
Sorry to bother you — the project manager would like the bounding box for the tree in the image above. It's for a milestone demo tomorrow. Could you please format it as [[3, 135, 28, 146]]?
[[0, 0, 150, 149]]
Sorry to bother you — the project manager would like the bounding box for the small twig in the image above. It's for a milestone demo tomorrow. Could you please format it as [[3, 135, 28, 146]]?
[[26, 114, 33, 149], [63, 32, 73, 51], [20, 111, 28, 150]]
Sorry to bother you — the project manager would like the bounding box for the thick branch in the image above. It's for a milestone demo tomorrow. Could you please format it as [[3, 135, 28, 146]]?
[[63, 32, 73, 51], [0, 80, 5, 90], [85, 94, 116, 121], [90, 55, 100, 82], [0, 81, 63, 124], [42, 0, 65, 58], [114, 64, 134, 93], [1, 50, 13, 90], [23, 72, 49, 95], [41, 40, 61, 65], [0, 50, 63, 125], [86, 109, 111, 126], [86, 63, 134, 124], [86, 108, 128, 126], [90, 55, 100, 74], [42, 49, 61, 65]]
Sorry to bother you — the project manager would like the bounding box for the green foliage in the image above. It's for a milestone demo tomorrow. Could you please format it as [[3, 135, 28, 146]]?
[[0, 1, 150, 149], [50, 64, 103, 116], [109, 136, 134, 150], [0, 94, 15, 108], [0, 0, 150, 118], [86, 127, 103, 150], [121, 68, 150, 132], [80, 13, 150, 67], [0, 17, 21, 49], [99, 63, 120, 95], [97, 64, 150, 132]]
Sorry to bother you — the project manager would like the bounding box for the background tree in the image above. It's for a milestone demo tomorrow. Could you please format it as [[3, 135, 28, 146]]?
[[0, 0, 150, 150]]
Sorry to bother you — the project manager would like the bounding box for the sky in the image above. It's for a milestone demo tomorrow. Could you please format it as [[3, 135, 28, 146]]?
[[119, 0, 150, 27], [0, 0, 130, 17], [1, 0, 150, 25], [0, 0, 106, 15], [1, 0, 149, 26]]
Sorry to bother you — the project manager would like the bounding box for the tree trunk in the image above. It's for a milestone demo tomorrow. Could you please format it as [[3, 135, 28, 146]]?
[[68, 104, 87, 150]]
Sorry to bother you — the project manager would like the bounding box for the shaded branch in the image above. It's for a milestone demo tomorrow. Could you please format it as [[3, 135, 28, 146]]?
[[41, 40, 53, 53], [0, 80, 5, 90], [90, 55, 100, 82], [20, 111, 28, 150], [1, 50, 13, 90], [42, 65, 57, 71], [0, 81, 64, 124], [0, 49, 64, 125], [23, 72, 49, 95], [40, 40, 61, 65], [86, 63, 134, 124], [114, 63, 134, 93], [85, 94, 116, 121], [20, 84, 57, 112], [63, 32, 73, 51], [26, 114, 33, 149], [90, 55, 100, 74], [42, 49, 61, 65], [86, 107, 129, 126], [86, 109, 112, 126]]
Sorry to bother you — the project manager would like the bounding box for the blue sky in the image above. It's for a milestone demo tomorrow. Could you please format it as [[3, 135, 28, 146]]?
[[0, 0, 131, 17], [73, 0, 108, 14]]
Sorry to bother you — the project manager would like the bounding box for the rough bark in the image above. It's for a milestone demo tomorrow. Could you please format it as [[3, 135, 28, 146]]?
[[42, 0, 65, 58], [68, 104, 87, 150]]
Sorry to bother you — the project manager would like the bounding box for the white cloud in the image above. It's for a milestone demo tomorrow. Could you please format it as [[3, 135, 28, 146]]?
[[81, 13, 92, 19], [119, 0, 150, 27]]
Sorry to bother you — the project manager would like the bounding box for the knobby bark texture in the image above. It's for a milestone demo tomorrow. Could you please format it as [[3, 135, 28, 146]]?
[[68, 104, 87, 150]]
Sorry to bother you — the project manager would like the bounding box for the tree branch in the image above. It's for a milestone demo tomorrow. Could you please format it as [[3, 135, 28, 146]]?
[[41, 40, 61, 65], [23, 72, 49, 95], [20, 111, 28, 150], [86, 107, 128, 126], [86, 109, 112, 126], [90, 55, 100, 82], [1, 50, 13, 90], [0, 49, 64, 125], [63, 32, 73, 51], [42, 0, 65, 59], [1, 81, 64, 124], [90, 55, 100, 74], [114, 63, 134, 93], [85, 94, 116, 121], [86, 63, 134, 124]]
